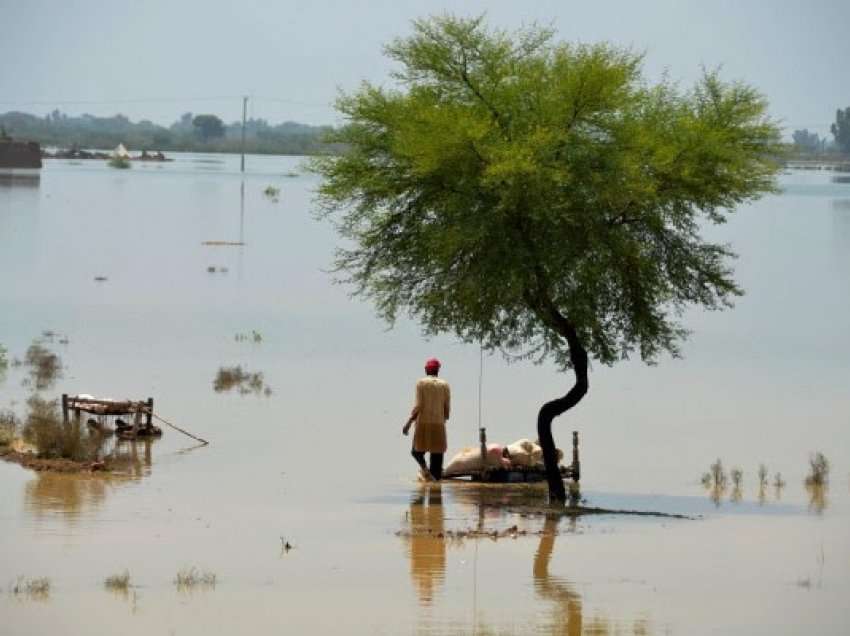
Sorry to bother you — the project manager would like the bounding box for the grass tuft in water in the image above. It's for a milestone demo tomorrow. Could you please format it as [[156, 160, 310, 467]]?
[[805, 452, 829, 486], [213, 365, 271, 396], [235, 330, 263, 343], [11, 576, 51, 599], [104, 570, 131, 591], [174, 566, 216, 591], [757, 464, 768, 488]]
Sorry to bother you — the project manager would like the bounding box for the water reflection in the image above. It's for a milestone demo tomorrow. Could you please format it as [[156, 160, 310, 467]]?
[[0, 173, 41, 188], [534, 516, 583, 636], [805, 483, 828, 515], [403, 486, 446, 605], [23, 438, 156, 520]]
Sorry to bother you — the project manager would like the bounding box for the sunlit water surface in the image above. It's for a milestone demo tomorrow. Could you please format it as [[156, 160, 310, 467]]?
[[1, 156, 848, 635]]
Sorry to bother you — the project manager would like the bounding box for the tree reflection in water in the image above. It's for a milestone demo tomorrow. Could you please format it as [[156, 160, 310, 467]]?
[[401, 484, 653, 634], [24, 438, 157, 520]]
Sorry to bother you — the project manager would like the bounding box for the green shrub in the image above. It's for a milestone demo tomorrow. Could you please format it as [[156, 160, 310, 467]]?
[[21, 396, 97, 461], [0, 409, 17, 447]]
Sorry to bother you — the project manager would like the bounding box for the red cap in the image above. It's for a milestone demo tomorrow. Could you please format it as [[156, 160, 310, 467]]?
[[424, 358, 441, 371]]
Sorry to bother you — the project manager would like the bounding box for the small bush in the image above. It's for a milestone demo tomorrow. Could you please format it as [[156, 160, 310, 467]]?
[[805, 452, 829, 486], [21, 396, 97, 461], [0, 409, 18, 447], [709, 459, 727, 489], [24, 341, 62, 390]]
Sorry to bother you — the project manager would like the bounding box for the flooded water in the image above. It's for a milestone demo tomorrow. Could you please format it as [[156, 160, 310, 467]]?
[[1, 156, 849, 634]]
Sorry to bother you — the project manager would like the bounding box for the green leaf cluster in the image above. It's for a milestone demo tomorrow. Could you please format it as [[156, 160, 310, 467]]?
[[312, 15, 782, 368]]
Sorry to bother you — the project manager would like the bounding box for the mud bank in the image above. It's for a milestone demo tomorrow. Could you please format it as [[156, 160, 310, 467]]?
[[0, 448, 106, 473]]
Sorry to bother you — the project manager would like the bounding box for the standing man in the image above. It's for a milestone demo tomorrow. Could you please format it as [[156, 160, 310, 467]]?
[[403, 358, 450, 481]]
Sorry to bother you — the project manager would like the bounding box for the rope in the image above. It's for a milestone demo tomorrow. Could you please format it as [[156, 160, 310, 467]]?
[[477, 344, 484, 433], [146, 410, 209, 446]]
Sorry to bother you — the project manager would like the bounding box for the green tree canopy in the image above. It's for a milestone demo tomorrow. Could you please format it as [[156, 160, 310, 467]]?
[[192, 114, 225, 142], [312, 15, 782, 501], [831, 107, 850, 154]]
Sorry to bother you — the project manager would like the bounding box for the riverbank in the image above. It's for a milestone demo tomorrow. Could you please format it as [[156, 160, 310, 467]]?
[[0, 446, 106, 473], [785, 158, 850, 171]]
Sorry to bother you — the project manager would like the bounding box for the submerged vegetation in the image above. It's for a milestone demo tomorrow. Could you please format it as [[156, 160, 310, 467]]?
[[805, 452, 830, 486], [213, 366, 272, 396], [174, 567, 217, 591], [234, 330, 263, 343], [10, 576, 51, 600], [263, 185, 281, 202], [104, 570, 132, 592]]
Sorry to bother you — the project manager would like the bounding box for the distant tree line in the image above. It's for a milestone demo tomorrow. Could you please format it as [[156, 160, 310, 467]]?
[[791, 106, 850, 157], [0, 109, 342, 156]]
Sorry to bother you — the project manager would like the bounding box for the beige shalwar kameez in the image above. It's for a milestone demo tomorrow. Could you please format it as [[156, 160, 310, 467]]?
[[411, 376, 450, 454]]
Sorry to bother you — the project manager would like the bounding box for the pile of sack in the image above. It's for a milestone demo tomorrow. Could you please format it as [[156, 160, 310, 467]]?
[[443, 438, 563, 477]]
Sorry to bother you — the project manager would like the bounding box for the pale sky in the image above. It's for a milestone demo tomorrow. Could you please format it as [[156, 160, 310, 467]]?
[[1, 0, 848, 139]]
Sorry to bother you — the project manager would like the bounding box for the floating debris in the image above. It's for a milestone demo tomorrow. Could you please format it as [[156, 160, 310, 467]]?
[[201, 240, 245, 246], [94, 276, 108, 282]]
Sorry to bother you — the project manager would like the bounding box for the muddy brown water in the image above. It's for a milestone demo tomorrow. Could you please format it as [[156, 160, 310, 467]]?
[[1, 156, 849, 634]]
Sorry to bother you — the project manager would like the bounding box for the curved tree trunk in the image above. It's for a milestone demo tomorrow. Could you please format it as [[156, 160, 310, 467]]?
[[536, 308, 589, 504]]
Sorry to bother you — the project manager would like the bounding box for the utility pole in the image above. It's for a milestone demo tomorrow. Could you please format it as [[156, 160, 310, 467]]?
[[240, 95, 248, 173]]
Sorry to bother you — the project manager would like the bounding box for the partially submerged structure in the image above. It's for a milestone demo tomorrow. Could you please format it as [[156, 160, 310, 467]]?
[[445, 428, 580, 486], [62, 394, 161, 439]]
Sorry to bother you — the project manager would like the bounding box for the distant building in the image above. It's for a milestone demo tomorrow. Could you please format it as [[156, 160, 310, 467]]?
[[0, 128, 42, 174]]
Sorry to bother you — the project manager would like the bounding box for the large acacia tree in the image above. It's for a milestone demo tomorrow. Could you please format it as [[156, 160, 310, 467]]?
[[312, 16, 782, 502]]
